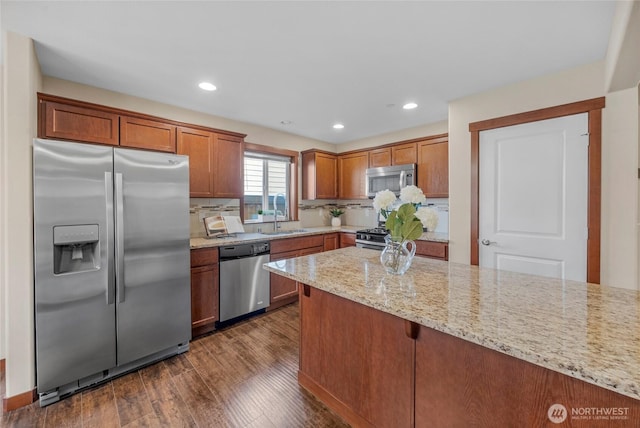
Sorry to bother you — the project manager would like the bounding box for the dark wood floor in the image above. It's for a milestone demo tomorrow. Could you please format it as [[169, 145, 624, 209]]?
[[1, 303, 349, 427]]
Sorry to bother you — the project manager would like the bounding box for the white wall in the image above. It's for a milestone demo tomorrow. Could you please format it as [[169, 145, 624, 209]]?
[[43, 77, 336, 154], [601, 87, 639, 290], [0, 62, 4, 363], [448, 60, 640, 290], [1, 31, 42, 398]]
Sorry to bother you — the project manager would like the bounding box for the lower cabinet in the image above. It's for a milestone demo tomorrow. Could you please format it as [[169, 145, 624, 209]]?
[[299, 286, 414, 427], [323, 233, 339, 251], [269, 235, 324, 310], [339, 232, 356, 248], [190, 247, 219, 338], [415, 240, 448, 261]]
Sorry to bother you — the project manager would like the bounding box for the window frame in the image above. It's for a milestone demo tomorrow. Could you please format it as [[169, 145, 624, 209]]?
[[243, 142, 299, 223]]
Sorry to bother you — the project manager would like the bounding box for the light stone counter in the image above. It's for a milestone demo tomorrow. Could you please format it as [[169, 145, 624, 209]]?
[[263, 246, 640, 401], [190, 226, 448, 249]]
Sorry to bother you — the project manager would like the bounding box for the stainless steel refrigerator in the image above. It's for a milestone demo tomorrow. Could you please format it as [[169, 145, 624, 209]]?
[[33, 138, 191, 406]]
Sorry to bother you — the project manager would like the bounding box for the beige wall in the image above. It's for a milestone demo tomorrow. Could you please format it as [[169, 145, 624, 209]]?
[[43, 77, 336, 154], [601, 87, 639, 289], [336, 120, 448, 153], [0, 63, 4, 363], [1, 31, 42, 397], [449, 60, 640, 290]]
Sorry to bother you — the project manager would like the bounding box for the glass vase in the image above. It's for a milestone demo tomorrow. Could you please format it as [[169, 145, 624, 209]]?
[[380, 235, 416, 275]]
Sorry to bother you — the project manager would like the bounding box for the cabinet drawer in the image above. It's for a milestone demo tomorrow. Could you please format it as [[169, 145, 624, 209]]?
[[299, 246, 324, 256], [415, 241, 448, 260], [270, 235, 324, 253], [191, 247, 219, 267]]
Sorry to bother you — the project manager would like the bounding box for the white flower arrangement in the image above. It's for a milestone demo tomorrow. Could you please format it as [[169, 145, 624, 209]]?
[[372, 186, 438, 242]]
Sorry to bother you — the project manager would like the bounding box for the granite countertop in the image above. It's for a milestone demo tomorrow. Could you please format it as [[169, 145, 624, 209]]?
[[263, 247, 640, 401], [190, 226, 448, 249]]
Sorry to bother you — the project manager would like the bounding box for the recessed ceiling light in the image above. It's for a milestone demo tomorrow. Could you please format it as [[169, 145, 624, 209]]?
[[198, 82, 217, 91], [280, 120, 292, 125], [403, 102, 418, 110], [333, 123, 344, 129]]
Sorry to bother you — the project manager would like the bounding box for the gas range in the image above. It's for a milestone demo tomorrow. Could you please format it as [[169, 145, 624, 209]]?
[[355, 227, 388, 250]]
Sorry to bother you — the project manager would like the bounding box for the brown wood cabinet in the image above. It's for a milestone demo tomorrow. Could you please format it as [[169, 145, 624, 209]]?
[[190, 247, 219, 337], [338, 150, 369, 199], [417, 136, 449, 198], [120, 115, 176, 152], [302, 150, 338, 200], [269, 235, 324, 309], [415, 240, 448, 261], [40, 99, 119, 146], [213, 134, 244, 198], [369, 147, 391, 167], [339, 232, 356, 248], [177, 127, 215, 197], [299, 286, 415, 428], [323, 233, 338, 251], [177, 127, 244, 198], [391, 142, 417, 165]]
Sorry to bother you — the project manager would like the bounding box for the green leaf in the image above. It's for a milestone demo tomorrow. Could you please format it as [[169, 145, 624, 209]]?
[[396, 203, 416, 222], [385, 211, 398, 231], [402, 218, 424, 241]]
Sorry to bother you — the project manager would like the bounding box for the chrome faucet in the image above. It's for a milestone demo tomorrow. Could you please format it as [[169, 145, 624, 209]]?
[[273, 193, 285, 232]]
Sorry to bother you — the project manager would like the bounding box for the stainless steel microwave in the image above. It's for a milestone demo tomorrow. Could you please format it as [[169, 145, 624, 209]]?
[[365, 164, 415, 198]]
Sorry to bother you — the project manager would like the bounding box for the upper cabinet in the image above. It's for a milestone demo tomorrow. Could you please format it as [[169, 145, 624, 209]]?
[[338, 151, 369, 199], [369, 147, 391, 168], [302, 150, 338, 199], [391, 142, 417, 165], [213, 134, 244, 198], [38, 93, 247, 199], [40, 98, 119, 146], [417, 135, 449, 198], [120, 116, 176, 153], [177, 127, 214, 197], [177, 127, 244, 198]]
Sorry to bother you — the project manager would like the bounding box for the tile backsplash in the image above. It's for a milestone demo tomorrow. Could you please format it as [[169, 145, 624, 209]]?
[[189, 197, 449, 237]]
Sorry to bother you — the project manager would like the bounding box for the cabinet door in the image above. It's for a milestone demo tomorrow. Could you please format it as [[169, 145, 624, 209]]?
[[302, 151, 338, 200], [177, 127, 214, 197], [415, 241, 448, 261], [417, 140, 449, 198], [213, 134, 244, 198], [392, 142, 417, 165], [338, 151, 369, 199], [120, 116, 176, 153], [190, 264, 219, 334], [41, 100, 119, 146], [269, 250, 300, 304], [323, 233, 339, 252], [339, 232, 356, 248], [369, 147, 391, 167]]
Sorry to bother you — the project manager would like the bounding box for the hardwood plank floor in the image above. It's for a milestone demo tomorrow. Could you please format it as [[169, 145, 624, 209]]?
[[0, 303, 349, 427]]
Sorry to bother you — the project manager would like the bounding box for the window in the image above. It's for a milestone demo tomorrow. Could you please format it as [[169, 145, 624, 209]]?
[[244, 151, 292, 222]]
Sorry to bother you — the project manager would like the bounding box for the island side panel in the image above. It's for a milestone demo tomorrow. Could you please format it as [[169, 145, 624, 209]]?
[[298, 285, 415, 428], [415, 326, 640, 428]]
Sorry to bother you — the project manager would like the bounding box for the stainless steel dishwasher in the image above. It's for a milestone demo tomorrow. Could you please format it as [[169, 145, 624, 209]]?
[[219, 241, 270, 323]]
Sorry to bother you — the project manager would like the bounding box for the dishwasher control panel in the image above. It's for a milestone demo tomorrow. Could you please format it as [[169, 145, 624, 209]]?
[[219, 241, 270, 260]]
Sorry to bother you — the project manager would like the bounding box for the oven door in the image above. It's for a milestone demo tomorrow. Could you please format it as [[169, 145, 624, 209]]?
[[355, 241, 384, 250]]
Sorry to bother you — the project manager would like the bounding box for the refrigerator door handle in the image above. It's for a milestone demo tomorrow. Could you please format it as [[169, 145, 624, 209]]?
[[115, 173, 125, 303], [105, 172, 115, 305]]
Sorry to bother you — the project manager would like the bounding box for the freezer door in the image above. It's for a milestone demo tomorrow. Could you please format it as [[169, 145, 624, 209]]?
[[114, 148, 191, 365], [33, 139, 116, 392]]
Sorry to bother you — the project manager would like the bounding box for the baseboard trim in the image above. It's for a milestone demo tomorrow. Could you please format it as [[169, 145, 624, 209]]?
[[3, 388, 37, 413]]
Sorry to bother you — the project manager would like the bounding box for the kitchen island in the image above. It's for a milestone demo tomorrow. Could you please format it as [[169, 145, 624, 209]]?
[[264, 247, 640, 427]]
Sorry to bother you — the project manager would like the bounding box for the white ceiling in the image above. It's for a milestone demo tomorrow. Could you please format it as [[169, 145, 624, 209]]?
[[2, 1, 615, 144]]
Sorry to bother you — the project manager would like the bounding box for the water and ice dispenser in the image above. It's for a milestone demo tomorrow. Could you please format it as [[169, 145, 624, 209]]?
[[52, 224, 100, 274]]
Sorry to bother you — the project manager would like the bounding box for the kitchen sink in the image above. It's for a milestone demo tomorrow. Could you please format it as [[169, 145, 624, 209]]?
[[260, 229, 308, 235]]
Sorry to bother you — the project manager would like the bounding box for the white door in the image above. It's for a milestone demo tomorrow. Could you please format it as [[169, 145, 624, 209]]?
[[479, 113, 588, 281]]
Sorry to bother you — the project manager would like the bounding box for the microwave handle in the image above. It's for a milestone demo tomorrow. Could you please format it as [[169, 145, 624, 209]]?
[[399, 170, 406, 188]]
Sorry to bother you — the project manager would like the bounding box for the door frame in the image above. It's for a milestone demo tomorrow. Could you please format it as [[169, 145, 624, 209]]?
[[469, 97, 605, 284]]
